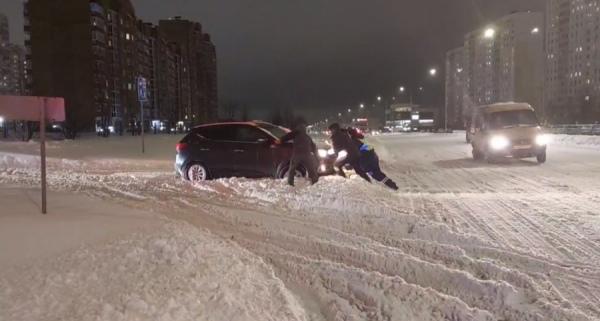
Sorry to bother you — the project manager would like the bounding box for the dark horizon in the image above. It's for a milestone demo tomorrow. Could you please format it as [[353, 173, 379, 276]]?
[[0, 0, 544, 119]]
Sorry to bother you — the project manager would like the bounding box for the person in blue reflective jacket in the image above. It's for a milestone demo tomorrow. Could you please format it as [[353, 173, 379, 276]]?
[[347, 128, 399, 191]]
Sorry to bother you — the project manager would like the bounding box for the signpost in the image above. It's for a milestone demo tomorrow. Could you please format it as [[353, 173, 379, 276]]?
[[137, 77, 148, 154], [0, 95, 66, 214]]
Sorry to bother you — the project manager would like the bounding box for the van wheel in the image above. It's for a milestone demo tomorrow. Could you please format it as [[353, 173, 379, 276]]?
[[537, 151, 547, 164]]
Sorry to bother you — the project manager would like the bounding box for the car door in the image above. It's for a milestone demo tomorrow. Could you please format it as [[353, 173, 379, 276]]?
[[197, 125, 239, 178], [231, 125, 274, 177]]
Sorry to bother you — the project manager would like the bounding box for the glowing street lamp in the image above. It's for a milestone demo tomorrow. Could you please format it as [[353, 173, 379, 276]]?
[[359, 103, 365, 109], [429, 68, 437, 77], [347, 108, 352, 113], [399, 86, 405, 93], [484, 28, 496, 39], [531, 27, 540, 34], [377, 96, 382, 102]]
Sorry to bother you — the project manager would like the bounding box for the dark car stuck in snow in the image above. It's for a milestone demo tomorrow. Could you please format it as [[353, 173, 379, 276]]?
[[175, 121, 336, 183]]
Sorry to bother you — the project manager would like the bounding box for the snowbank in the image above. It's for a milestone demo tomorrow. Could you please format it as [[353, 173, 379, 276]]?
[[550, 134, 600, 150]]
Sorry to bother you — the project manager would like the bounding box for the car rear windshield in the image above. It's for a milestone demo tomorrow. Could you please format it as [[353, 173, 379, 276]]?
[[181, 132, 203, 144], [486, 110, 538, 130], [256, 123, 289, 139]]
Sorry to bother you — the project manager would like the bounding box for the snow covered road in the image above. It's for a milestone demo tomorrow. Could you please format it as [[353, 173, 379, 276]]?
[[1, 133, 600, 320]]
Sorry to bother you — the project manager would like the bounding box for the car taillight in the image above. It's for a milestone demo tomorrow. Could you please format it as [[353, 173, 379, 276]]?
[[176, 143, 188, 153]]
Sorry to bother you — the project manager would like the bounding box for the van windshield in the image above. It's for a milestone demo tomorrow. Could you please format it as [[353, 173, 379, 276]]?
[[486, 110, 538, 130]]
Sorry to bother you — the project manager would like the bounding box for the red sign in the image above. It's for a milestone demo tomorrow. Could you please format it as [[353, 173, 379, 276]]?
[[0, 95, 65, 215], [0, 96, 65, 122]]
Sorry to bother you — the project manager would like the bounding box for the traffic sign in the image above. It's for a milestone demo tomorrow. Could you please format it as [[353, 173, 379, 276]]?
[[137, 77, 148, 102]]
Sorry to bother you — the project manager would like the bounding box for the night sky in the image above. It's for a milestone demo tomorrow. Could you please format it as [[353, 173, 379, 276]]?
[[1, 0, 544, 119]]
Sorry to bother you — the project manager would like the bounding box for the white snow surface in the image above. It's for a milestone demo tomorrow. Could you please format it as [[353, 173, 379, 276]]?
[[0, 188, 308, 321], [550, 134, 600, 150], [2, 132, 600, 320]]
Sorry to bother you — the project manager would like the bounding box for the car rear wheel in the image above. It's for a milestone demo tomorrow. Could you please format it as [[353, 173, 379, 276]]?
[[278, 165, 306, 179], [187, 163, 209, 183], [536, 151, 547, 164], [287, 168, 305, 178]]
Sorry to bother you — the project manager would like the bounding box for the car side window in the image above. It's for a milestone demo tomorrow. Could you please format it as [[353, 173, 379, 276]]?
[[236, 125, 270, 143], [199, 125, 237, 141]]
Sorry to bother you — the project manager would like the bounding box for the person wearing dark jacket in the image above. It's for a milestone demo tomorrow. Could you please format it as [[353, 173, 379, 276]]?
[[328, 123, 372, 183], [347, 127, 399, 191], [280, 122, 319, 186]]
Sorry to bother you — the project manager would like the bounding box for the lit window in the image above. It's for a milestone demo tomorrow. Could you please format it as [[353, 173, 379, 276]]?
[[125, 33, 130, 40]]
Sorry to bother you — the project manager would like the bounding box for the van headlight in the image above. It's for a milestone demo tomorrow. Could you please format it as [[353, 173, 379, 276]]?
[[489, 135, 510, 150], [318, 149, 328, 158], [535, 134, 550, 146]]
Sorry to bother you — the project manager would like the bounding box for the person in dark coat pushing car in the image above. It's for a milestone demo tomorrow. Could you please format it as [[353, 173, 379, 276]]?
[[328, 123, 372, 183], [347, 127, 399, 191], [280, 120, 320, 186]]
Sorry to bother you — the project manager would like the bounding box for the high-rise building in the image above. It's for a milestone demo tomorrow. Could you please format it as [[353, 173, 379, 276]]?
[[546, 0, 600, 123], [0, 13, 8, 45], [159, 17, 218, 124], [444, 47, 466, 128], [24, 0, 217, 135], [0, 13, 26, 96], [449, 11, 544, 124]]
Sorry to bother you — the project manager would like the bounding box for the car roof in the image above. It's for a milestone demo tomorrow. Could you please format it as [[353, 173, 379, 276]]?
[[193, 121, 255, 129], [477, 102, 534, 114], [192, 121, 281, 129]]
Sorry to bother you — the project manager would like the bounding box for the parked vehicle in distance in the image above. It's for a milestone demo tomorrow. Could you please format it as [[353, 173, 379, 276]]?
[[352, 118, 369, 134], [469, 103, 549, 163], [175, 121, 335, 183]]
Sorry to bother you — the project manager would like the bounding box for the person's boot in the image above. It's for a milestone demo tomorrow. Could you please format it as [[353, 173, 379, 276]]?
[[384, 179, 399, 191]]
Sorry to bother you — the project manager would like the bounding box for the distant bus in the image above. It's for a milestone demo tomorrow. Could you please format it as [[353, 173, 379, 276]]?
[[352, 118, 369, 133]]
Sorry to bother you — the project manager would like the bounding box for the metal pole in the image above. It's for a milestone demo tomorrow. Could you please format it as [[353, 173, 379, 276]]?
[[444, 104, 448, 131], [40, 99, 47, 214], [141, 100, 145, 153]]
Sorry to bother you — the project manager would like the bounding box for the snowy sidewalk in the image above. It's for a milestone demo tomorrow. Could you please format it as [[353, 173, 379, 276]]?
[[0, 187, 165, 268], [0, 187, 309, 321]]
